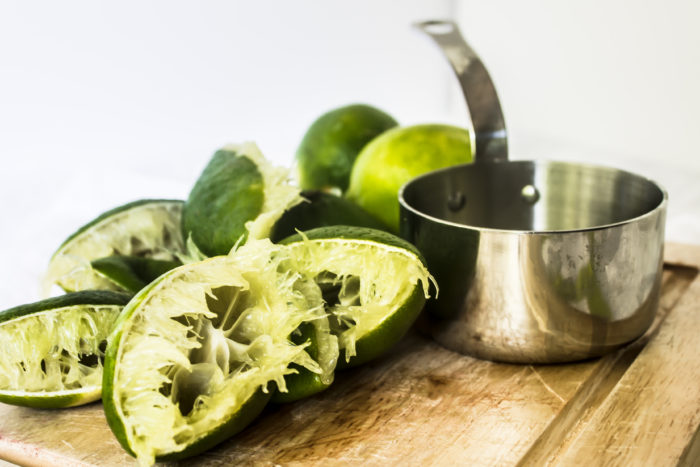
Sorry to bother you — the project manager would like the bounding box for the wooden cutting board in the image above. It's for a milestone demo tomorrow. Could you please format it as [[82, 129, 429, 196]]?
[[1, 243, 699, 466]]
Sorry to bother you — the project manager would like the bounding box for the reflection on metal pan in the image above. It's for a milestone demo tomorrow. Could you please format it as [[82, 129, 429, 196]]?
[[400, 21, 667, 363]]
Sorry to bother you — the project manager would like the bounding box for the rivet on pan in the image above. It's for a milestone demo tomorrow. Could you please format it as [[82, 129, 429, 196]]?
[[447, 191, 466, 211], [521, 184, 540, 204]]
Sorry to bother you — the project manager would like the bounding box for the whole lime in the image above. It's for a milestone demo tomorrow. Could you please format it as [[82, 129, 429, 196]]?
[[346, 124, 472, 232], [295, 104, 398, 194]]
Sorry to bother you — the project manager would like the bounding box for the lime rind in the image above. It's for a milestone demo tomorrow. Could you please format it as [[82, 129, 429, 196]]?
[[338, 284, 426, 369], [157, 388, 271, 462], [182, 149, 264, 256], [44, 200, 185, 295], [281, 224, 427, 262], [0, 387, 102, 409], [0, 293, 128, 408], [220, 143, 303, 242], [104, 239, 324, 464], [283, 232, 433, 363], [91, 256, 182, 294], [182, 143, 303, 256], [346, 124, 471, 232], [269, 190, 390, 242], [295, 103, 398, 194], [0, 290, 132, 323]]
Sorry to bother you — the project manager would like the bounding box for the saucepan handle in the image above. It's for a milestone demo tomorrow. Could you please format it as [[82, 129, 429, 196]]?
[[414, 20, 508, 163]]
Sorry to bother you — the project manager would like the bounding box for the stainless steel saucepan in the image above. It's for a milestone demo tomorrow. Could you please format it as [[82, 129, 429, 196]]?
[[399, 20, 668, 363]]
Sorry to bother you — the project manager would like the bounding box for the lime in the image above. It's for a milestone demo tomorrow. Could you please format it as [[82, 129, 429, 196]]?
[[183, 142, 302, 257], [270, 263, 338, 404], [269, 190, 390, 243], [0, 291, 130, 408], [280, 226, 434, 368], [102, 239, 323, 464], [270, 284, 339, 404], [346, 124, 472, 232], [91, 256, 182, 294], [44, 199, 185, 295], [296, 104, 398, 194]]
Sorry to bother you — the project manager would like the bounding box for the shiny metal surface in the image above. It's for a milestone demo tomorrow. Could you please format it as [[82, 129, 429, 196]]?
[[400, 162, 667, 363], [414, 20, 507, 162], [401, 20, 669, 363], [402, 161, 665, 232]]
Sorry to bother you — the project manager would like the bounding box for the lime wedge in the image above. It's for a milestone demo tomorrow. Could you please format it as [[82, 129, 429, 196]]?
[[183, 142, 302, 256], [44, 199, 185, 295], [280, 226, 434, 368], [102, 239, 323, 464], [0, 291, 131, 408]]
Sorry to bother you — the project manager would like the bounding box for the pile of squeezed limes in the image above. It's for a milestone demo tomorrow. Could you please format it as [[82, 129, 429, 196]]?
[[0, 103, 470, 465]]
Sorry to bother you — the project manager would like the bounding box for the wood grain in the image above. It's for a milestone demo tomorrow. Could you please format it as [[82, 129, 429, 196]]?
[[0, 243, 698, 467], [518, 264, 698, 466], [552, 265, 700, 466]]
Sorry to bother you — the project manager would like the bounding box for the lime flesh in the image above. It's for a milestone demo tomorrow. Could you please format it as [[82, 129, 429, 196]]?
[[271, 295, 339, 404], [44, 199, 184, 295], [270, 322, 328, 404], [0, 291, 130, 408], [281, 226, 433, 368], [102, 239, 323, 464]]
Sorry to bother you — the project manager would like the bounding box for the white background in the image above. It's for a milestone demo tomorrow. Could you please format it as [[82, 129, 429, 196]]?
[[1, 0, 698, 309]]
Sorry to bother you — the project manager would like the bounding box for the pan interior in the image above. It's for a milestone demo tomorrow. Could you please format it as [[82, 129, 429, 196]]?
[[401, 161, 665, 231]]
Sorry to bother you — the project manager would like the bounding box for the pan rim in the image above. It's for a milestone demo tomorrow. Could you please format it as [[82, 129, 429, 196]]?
[[398, 159, 669, 235]]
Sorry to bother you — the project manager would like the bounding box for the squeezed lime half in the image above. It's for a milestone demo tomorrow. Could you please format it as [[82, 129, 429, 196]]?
[[0, 291, 130, 408], [183, 142, 302, 256], [102, 239, 324, 464], [44, 199, 185, 295], [281, 226, 434, 368]]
